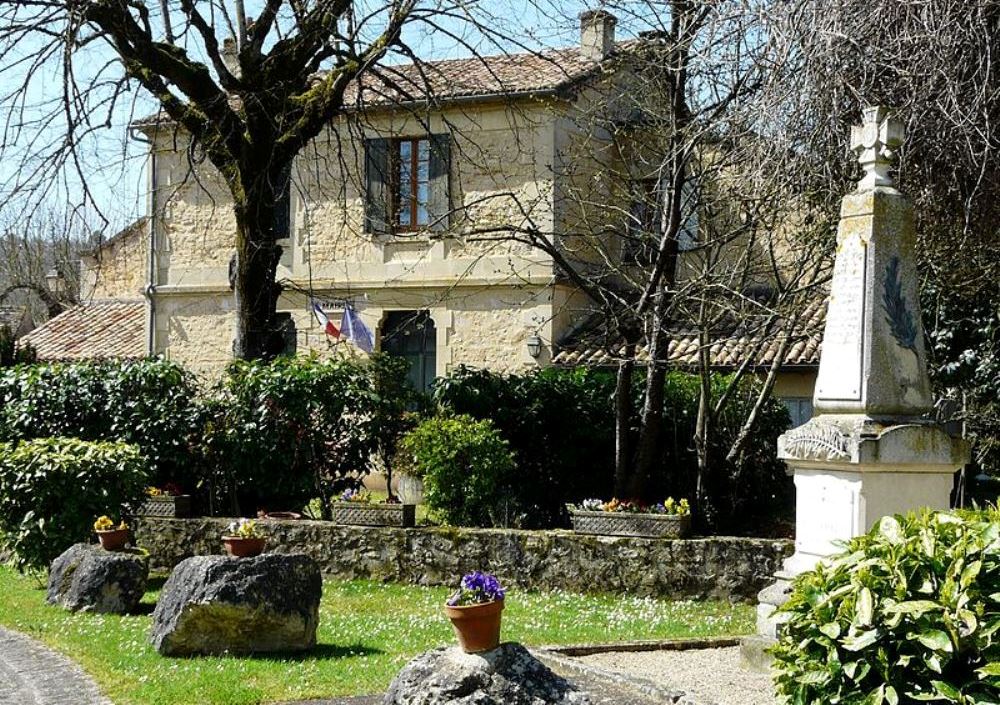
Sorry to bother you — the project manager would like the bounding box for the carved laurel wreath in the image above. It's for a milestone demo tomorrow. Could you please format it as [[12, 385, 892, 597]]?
[[783, 423, 851, 460], [883, 256, 918, 353]]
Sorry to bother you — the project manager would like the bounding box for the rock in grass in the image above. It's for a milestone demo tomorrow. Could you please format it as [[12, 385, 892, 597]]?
[[150, 553, 321, 656], [384, 643, 591, 705], [47, 543, 149, 614]]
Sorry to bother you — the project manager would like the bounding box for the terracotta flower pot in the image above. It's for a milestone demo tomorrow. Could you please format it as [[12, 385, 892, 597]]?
[[96, 528, 129, 551], [222, 536, 266, 557], [444, 599, 504, 653]]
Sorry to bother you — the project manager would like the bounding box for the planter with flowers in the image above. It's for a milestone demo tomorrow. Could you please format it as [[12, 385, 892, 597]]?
[[567, 497, 692, 539], [444, 571, 506, 653], [332, 489, 415, 528], [222, 518, 266, 557], [94, 515, 131, 551], [139, 484, 193, 518]]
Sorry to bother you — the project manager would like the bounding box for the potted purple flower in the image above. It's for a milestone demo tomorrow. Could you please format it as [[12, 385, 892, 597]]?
[[444, 571, 506, 653]]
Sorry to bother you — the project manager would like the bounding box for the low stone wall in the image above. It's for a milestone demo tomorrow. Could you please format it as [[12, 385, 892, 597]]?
[[135, 517, 792, 602]]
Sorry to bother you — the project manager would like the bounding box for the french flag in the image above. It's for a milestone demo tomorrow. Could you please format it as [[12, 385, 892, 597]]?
[[311, 300, 340, 339]]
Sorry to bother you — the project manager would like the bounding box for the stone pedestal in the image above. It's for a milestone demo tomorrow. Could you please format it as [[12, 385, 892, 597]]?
[[753, 415, 966, 642]]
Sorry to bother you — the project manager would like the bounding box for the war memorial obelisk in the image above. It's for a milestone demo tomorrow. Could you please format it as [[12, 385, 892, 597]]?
[[743, 106, 970, 664]]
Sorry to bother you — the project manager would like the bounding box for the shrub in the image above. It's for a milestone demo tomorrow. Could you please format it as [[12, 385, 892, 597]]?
[[0, 358, 201, 489], [0, 438, 148, 571], [773, 510, 1000, 705], [198, 354, 416, 516], [397, 415, 516, 527]]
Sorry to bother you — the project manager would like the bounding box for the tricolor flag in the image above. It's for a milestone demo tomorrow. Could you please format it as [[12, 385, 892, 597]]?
[[341, 305, 375, 353], [311, 300, 340, 339]]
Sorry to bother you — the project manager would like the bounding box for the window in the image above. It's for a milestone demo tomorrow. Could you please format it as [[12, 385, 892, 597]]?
[[381, 311, 437, 393], [364, 135, 451, 235], [623, 175, 699, 264], [394, 138, 431, 230], [782, 397, 814, 429]]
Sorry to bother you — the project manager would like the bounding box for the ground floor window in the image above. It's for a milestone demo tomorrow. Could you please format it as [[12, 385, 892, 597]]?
[[381, 310, 437, 393]]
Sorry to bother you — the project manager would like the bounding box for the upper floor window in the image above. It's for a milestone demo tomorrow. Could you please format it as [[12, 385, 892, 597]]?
[[623, 176, 699, 264], [364, 134, 451, 235], [395, 138, 431, 230]]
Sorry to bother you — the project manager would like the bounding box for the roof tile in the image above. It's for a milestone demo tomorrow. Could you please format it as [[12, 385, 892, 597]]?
[[20, 300, 146, 361]]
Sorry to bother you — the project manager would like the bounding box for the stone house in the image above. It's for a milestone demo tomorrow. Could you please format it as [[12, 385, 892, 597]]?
[[25, 11, 821, 421]]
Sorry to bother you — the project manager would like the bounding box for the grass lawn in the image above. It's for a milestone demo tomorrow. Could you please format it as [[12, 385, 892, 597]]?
[[0, 567, 753, 705]]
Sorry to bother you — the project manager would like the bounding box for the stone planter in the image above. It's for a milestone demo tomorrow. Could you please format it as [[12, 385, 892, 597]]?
[[397, 474, 425, 505], [567, 506, 691, 539], [332, 502, 415, 528], [444, 599, 504, 653], [139, 495, 193, 518]]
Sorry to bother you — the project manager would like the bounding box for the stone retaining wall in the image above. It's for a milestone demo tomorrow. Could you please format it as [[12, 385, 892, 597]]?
[[134, 517, 792, 602]]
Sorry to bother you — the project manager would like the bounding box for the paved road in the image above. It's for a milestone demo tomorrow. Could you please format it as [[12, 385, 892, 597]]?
[[0, 626, 111, 705]]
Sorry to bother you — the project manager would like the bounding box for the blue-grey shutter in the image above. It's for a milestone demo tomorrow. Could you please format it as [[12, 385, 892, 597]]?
[[273, 165, 292, 239], [427, 134, 451, 232], [365, 137, 391, 234]]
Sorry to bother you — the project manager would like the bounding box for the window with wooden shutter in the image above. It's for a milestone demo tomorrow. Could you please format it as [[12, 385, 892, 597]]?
[[364, 134, 451, 235]]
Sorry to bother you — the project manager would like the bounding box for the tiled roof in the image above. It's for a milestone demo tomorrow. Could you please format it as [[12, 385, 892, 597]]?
[[134, 42, 637, 127], [20, 300, 146, 361], [345, 45, 622, 106], [552, 298, 826, 369]]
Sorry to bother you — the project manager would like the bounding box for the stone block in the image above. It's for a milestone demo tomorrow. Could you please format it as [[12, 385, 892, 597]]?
[[47, 543, 149, 614], [150, 552, 321, 656]]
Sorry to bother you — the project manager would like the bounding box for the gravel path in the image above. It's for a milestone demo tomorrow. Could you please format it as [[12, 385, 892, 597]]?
[[0, 626, 112, 705], [580, 646, 778, 705]]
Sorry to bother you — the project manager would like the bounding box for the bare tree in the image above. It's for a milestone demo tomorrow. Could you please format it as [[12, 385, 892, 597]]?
[[0, 0, 523, 359], [0, 209, 86, 319], [458, 0, 833, 507]]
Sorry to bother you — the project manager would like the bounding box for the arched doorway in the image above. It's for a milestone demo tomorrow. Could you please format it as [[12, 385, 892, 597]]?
[[381, 310, 437, 393]]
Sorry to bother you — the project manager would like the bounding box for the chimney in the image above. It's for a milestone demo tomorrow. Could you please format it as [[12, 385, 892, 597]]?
[[579, 10, 616, 61], [222, 37, 241, 78]]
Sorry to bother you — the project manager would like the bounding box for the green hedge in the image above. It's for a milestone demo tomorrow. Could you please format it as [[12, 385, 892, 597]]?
[[773, 509, 1000, 704], [197, 354, 416, 516], [0, 438, 148, 572], [0, 358, 201, 489]]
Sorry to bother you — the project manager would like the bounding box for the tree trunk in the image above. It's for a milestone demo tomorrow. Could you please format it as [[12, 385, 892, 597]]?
[[232, 191, 283, 361], [613, 342, 636, 498], [694, 326, 712, 515], [631, 294, 671, 501]]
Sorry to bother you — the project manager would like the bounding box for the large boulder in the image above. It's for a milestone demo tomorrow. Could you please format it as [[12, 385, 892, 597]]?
[[384, 643, 591, 705], [150, 553, 321, 656], [47, 543, 149, 614]]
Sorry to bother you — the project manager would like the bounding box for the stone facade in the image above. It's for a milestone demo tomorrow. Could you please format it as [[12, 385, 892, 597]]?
[[135, 517, 792, 601]]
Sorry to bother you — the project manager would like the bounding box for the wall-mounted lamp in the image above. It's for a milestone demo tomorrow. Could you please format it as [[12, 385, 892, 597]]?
[[526, 334, 542, 359]]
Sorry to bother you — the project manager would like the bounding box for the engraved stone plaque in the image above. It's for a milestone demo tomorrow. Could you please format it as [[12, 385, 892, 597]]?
[[815, 232, 866, 401]]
